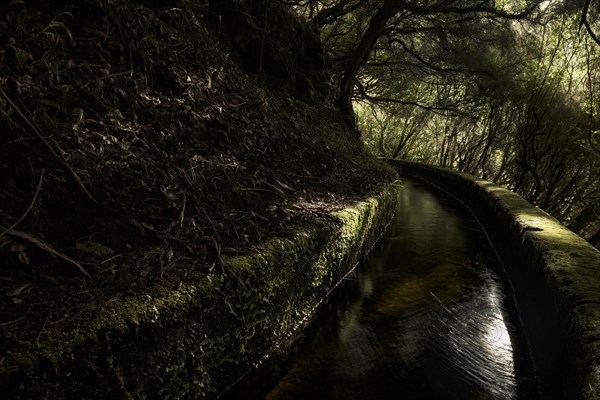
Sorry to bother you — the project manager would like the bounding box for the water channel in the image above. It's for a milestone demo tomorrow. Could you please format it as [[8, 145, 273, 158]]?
[[230, 180, 539, 400]]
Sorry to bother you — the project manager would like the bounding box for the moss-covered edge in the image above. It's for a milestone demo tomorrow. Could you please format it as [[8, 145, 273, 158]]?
[[0, 184, 398, 399], [387, 159, 600, 400]]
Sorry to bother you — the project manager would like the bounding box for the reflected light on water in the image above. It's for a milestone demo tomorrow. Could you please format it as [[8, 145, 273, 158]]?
[[481, 289, 516, 384], [484, 291, 514, 356], [429, 272, 518, 399], [257, 181, 532, 400]]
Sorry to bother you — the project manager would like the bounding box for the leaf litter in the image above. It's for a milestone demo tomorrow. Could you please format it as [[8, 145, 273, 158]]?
[[0, 0, 395, 355]]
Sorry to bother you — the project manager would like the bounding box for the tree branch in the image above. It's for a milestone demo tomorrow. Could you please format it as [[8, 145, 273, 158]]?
[[0, 169, 44, 241], [355, 80, 474, 117], [391, 38, 495, 78], [580, 0, 600, 47], [403, 0, 545, 20], [0, 89, 96, 202], [312, 0, 367, 27]]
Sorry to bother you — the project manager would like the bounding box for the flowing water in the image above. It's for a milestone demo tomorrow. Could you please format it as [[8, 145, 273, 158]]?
[[237, 180, 538, 399]]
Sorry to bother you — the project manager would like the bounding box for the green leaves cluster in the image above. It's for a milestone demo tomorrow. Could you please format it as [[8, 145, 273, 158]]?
[[287, 0, 600, 246], [41, 12, 73, 43]]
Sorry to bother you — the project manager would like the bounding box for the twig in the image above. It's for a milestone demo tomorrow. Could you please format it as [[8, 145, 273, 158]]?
[[99, 253, 123, 265], [202, 208, 227, 274], [36, 317, 47, 347], [0, 169, 45, 241], [0, 317, 25, 327], [0, 88, 95, 202], [168, 194, 187, 230], [202, 208, 221, 242], [1, 228, 90, 277], [179, 194, 186, 228]]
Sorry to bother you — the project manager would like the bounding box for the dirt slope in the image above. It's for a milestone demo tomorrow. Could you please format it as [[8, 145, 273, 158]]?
[[0, 0, 395, 356]]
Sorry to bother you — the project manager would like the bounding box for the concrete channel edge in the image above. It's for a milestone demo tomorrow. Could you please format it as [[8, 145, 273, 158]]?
[[0, 184, 399, 399], [387, 159, 600, 400]]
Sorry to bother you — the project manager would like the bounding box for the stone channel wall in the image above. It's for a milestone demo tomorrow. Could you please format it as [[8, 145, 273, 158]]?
[[0, 186, 398, 399], [388, 159, 600, 400]]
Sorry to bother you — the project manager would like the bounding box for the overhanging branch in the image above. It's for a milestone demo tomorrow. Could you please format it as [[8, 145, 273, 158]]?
[[403, 0, 545, 19], [355, 81, 475, 117], [580, 0, 600, 47], [391, 38, 496, 78]]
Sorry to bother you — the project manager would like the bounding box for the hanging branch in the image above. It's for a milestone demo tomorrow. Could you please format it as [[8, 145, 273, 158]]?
[[354, 80, 476, 118], [580, 0, 600, 47], [0, 88, 96, 202]]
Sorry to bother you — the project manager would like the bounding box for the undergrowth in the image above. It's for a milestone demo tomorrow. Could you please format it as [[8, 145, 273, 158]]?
[[0, 0, 395, 354]]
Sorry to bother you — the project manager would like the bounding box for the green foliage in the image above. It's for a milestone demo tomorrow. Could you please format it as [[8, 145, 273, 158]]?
[[296, 0, 600, 244], [41, 12, 73, 43]]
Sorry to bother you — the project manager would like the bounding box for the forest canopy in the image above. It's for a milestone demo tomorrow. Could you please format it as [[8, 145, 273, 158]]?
[[284, 0, 600, 248]]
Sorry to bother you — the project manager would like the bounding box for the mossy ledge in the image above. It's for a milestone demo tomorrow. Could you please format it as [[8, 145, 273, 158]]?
[[0, 185, 397, 399], [388, 159, 600, 400]]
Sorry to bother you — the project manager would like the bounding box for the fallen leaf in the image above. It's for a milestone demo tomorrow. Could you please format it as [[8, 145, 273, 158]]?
[[276, 179, 295, 191], [6, 283, 32, 297], [76, 240, 115, 257], [17, 251, 30, 265]]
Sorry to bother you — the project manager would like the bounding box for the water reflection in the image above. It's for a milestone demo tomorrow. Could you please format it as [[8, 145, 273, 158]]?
[[264, 181, 534, 400]]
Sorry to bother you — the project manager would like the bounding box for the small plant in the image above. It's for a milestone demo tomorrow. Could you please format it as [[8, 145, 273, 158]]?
[[41, 12, 73, 44]]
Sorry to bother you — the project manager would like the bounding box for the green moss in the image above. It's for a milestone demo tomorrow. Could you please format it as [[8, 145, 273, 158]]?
[[0, 185, 398, 399]]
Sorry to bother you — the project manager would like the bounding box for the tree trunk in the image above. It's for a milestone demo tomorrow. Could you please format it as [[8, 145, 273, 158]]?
[[337, 0, 405, 136]]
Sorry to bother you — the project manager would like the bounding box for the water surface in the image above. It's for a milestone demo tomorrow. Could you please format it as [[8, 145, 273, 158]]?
[[262, 180, 537, 399]]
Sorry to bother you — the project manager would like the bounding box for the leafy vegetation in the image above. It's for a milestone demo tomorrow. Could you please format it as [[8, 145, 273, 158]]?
[[1, 0, 600, 391], [285, 0, 600, 247]]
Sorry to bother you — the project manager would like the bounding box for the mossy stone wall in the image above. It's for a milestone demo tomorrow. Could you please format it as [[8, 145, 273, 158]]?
[[388, 159, 600, 400], [0, 185, 397, 399]]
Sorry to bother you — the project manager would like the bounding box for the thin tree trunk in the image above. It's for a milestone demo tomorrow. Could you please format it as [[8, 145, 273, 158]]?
[[337, 0, 405, 135]]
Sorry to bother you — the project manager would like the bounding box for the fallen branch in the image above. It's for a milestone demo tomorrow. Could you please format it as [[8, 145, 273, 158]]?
[[1, 228, 90, 277], [0, 169, 45, 241], [0, 88, 96, 202]]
